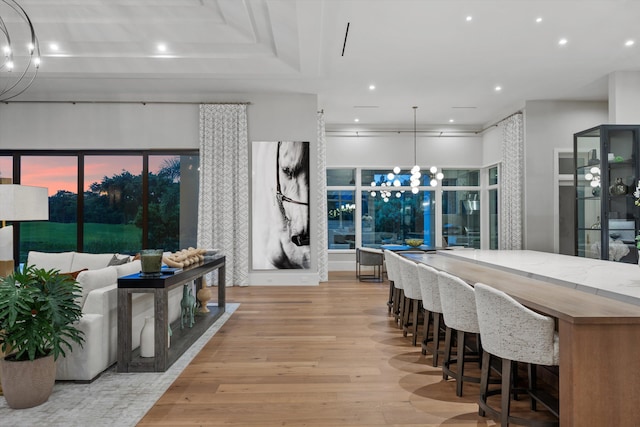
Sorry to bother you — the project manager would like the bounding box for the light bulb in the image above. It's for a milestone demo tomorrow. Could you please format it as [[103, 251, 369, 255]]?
[[393, 166, 401, 174], [590, 166, 600, 175], [411, 165, 420, 174], [411, 187, 419, 194], [393, 179, 401, 187], [396, 192, 401, 198], [436, 172, 444, 180], [387, 172, 394, 181], [590, 181, 598, 188], [430, 166, 438, 174], [370, 191, 377, 197], [430, 178, 438, 187], [383, 197, 389, 203], [585, 173, 593, 181], [370, 181, 376, 187], [3, 45, 11, 56]]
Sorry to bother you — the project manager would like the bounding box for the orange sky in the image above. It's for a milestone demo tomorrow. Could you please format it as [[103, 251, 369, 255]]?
[[0, 155, 172, 196]]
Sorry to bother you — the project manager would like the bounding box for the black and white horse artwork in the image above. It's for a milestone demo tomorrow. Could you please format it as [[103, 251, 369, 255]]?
[[252, 141, 310, 269]]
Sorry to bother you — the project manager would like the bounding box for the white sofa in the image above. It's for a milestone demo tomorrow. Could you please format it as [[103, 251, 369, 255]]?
[[26, 251, 183, 382]]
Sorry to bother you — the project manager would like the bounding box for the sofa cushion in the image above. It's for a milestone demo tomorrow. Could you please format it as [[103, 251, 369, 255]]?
[[27, 251, 75, 273], [116, 259, 141, 278], [70, 252, 114, 271], [76, 266, 118, 308]]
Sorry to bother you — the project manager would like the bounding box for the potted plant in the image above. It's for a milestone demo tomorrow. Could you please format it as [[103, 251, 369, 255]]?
[[0, 265, 84, 409]]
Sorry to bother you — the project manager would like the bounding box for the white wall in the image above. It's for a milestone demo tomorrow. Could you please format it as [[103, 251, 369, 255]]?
[[0, 93, 320, 286], [523, 100, 607, 252]]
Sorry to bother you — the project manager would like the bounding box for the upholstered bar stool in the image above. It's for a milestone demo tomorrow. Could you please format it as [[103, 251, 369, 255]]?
[[416, 263, 445, 367], [384, 251, 404, 325], [474, 283, 559, 427], [397, 257, 422, 345], [437, 270, 483, 397]]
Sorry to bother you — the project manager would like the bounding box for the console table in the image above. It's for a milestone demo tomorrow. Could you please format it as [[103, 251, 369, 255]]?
[[117, 256, 226, 373], [403, 251, 640, 427]]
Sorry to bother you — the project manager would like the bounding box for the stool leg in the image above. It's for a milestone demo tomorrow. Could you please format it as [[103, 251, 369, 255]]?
[[478, 350, 491, 417], [529, 363, 537, 411], [443, 326, 453, 380], [411, 299, 420, 345], [433, 313, 442, 367], [387, 281, 394, 314], [421, 309, 432, 355], [456, 329, 466, 397], [501, 357, 512, 427]]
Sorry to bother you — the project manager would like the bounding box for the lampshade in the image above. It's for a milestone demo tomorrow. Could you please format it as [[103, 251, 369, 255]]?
[[0, 184, 49, 221]]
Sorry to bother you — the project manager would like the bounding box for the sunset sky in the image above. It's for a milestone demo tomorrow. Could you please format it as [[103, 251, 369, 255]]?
[[0, 155, 173, 196]]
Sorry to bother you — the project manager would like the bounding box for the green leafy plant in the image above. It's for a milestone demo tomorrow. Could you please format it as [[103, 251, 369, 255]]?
[[0, 265, 84, 362]]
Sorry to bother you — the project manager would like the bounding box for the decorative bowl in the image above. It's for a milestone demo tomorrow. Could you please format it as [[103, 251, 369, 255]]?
[[405, 239, 424, 248]]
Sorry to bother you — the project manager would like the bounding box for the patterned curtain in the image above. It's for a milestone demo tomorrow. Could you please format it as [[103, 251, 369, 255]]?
[[198, 104, 249, 286], [316, 111, 328, 281], [499, 113, 524, 250]]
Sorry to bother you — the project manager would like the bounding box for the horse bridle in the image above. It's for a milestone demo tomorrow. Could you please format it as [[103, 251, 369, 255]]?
[[276, 141, 310, 247]]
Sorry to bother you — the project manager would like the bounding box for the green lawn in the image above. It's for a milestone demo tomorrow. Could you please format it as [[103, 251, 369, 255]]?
[[20, 222, 142, 261]]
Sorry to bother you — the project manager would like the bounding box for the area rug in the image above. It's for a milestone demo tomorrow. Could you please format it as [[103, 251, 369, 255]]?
[[0, 303, 239, 427]]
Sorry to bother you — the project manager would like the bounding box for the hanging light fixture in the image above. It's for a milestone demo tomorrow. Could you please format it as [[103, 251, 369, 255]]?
[[0, 0, 41, 101], [369, 106, 443, 201]]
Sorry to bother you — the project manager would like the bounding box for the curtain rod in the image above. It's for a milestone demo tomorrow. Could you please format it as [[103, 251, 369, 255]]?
[[326, 129, 481, 137], [479, 110, 523, 133], [2, 100, 252, 105]]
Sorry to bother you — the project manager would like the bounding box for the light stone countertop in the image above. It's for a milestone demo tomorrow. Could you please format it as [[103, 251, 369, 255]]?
[[439, 249, 640, 306]]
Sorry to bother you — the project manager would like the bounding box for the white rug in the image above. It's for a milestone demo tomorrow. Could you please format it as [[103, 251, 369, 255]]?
[[0, 303, 239, 427]]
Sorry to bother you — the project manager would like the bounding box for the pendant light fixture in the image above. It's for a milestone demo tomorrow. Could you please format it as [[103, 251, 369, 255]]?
[[409, 106, 421, 194]]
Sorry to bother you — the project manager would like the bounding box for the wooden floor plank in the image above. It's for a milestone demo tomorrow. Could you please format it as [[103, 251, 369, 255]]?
[[137, 271, 553, 426]]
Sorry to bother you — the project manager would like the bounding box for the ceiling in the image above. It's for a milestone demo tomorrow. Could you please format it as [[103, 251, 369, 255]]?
[[3, 0, 640, 130]]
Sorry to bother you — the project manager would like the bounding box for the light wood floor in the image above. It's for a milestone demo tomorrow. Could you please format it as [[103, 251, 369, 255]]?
[[137, 271, 547, 426]]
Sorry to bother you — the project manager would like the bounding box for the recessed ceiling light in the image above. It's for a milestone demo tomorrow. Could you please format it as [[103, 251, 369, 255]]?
[[369, 84, 376, 90], [157, 43, 167, 52], [495, 86, 502, 92], [625, 40, 635, 47], [535, 17, 543, 23], [354, 118, 360, 123], [558, 38, 568, 46], [49, 42, 59, 51], [466, 16, 473, 22], [449, 119, 455, 123]]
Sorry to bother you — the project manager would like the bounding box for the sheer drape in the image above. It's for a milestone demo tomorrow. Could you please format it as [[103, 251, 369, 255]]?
[[499, 113, 524, 250], [316, 111, 328, 281], [198, 104, 249, 286]]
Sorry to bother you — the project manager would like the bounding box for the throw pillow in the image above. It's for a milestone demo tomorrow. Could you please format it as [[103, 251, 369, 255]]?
[[61, 268, 89, 280], [108, 254, 130, 266]]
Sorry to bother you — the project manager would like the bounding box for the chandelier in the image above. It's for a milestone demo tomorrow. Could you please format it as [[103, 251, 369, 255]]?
[[0, 0, 41, 101], [369, 106, 443, 202]]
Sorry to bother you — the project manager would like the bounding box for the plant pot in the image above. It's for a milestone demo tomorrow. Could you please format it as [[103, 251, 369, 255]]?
[[0, 353, 56, 409]]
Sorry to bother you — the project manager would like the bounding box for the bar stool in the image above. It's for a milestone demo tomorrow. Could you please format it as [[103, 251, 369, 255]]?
[[474, 283, 559, 427], [437, 270, 483, 397], [397, 257, 422, 345], [385, 251, 404, 326], [416, 263, 445, 367]]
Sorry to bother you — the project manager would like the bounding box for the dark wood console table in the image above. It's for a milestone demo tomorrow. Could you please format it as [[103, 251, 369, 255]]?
[[117, 256, 226, 373]]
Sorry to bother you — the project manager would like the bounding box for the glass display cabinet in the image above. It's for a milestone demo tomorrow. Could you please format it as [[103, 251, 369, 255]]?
[[574, 125, 640, 263]]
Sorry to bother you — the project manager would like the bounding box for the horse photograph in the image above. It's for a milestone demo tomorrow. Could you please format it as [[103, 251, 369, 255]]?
[[252, 141, 310, 269]]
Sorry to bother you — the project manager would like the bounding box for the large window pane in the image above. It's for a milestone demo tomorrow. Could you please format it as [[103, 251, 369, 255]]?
[[20, 156, 78, 262], [327, 190, 355, 249], [84, 155, 142, 254], [361, 190, 436, 248], [442, 169, 480, 186], [442, 190, 480, 248], [489, 189, 498, 249], [489, 166, 499, 186], [0, 156, 11, 183], [147, 155, 199, 252], [327, 169, 356, 186]]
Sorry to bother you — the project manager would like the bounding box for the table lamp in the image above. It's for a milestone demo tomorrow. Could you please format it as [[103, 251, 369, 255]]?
[[0, 184, 49, 276]]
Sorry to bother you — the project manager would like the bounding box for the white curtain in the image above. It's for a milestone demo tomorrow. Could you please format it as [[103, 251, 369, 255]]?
[[316, 111, 328, 281], [499, 112, 524, 250], [198, 104, 249, 286]]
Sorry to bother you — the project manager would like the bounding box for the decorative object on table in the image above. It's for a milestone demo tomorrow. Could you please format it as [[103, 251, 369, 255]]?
[[588, 148, 599, 165], [0, 265, 84, 409], [180, 284, 197, 329], [609, 177, 628, 196], [634, 180, 640, 206], [615, 156, 624, 162], [140, 249, 163, 276], [590, 216, 601, 229], [139, 316, 171, 358], [405, 238, 424, 248], [163, 247, 207, 268], [196, 277, 213, 313]]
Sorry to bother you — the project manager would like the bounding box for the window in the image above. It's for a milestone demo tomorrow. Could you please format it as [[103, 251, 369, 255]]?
[[327, 190, 355, 249], [1, 151, 198, 263], [442, 190, 480, 248], [442, 169, 480, 186]]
